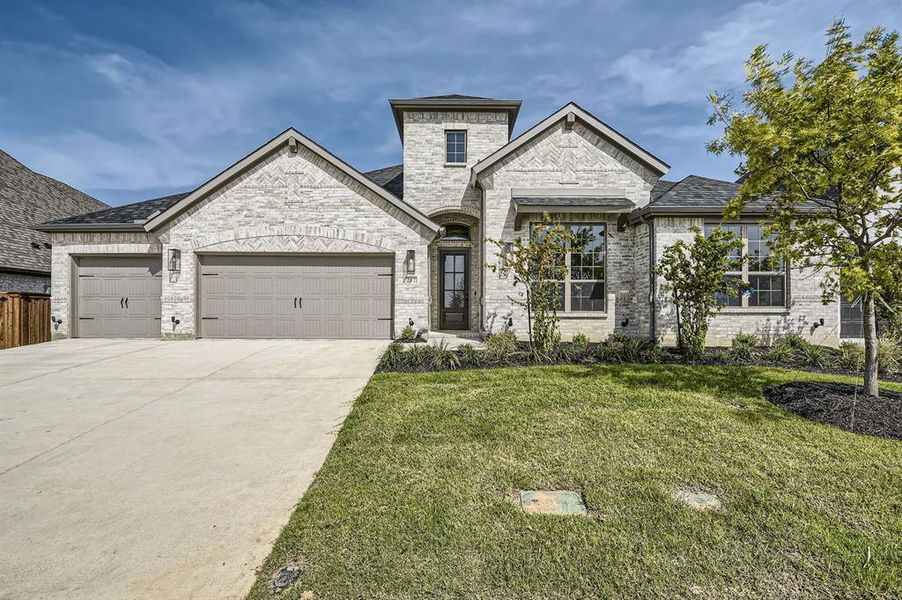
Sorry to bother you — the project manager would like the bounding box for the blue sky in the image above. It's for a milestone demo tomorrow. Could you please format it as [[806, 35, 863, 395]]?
[[2, 0, 898, 206]]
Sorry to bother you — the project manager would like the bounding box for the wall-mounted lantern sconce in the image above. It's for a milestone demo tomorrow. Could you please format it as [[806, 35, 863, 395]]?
[[168, 248, 181, 273], [507, 317, 513, 328], [405, 250, 416, 275], [408, 318, 414, 327]]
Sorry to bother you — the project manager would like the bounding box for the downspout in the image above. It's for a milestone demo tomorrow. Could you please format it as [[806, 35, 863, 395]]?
[[647, 215, 657, 342], [477, 180, 486, 335]]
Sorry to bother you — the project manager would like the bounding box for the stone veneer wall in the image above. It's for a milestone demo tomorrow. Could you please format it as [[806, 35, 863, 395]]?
[[158, 145, 435, 338], [652, 216, 840, 347], [402, 110, 509, 217], [0, 271, 51, 294], [48, 231, 162, 339], [479, 120, 659, 341]]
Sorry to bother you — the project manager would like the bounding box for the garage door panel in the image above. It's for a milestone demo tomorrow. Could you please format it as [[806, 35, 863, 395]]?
[[76, 256, 162, 338], [199, 255, 393, 339]]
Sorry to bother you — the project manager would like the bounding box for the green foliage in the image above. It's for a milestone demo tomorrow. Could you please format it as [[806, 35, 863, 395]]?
[[488, 215, 574, 355], [428, 340, 461, 371], [781, 334, 811, 351], [569, 332, 591, 360], [878, 335, 901, 374], [800, 343, 830, 368], [837, 342, 865, 371], [456, 343, 481, 367], [656, 226, 747, 360], [730, 333, 759, 360], [708, 20, 902, 396], [597, 334, 660, 364], [378, 341, 404, 370], [398, 325, 417, 341], [766, 342, 795, 363], [485, 328, 518, 362]]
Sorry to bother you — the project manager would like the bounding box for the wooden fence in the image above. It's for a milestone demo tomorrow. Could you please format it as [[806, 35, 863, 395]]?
[[0, 292, 52, 350]]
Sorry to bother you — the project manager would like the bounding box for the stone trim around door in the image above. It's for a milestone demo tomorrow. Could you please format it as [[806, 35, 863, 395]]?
[[429, 212, 480, 332]]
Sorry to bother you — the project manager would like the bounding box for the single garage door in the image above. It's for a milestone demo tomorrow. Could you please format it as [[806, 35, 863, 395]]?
[[198, 255, 393, 339], [76, 256, 162, 338]]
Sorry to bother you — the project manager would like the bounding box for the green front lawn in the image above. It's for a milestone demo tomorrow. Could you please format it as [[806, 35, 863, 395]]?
[[248, 366, 902, 599]]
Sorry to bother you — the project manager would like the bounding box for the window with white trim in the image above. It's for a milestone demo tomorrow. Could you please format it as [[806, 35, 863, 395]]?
[[534, 223, 606, 312], [445, 130, 466, 163], [705, 223, 786, 308]]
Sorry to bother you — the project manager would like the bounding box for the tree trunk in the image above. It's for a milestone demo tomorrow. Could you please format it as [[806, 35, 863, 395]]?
[[862, 293, 879, 398]]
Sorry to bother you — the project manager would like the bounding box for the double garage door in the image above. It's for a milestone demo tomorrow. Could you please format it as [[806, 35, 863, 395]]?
[[74, 255, 393, 339], [199, 255, 393, 339]]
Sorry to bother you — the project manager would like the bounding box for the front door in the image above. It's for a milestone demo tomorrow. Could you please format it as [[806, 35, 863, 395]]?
[[440, 251, 468, 330]]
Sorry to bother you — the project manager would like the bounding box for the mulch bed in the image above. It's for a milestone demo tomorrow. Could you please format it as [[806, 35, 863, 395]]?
[[764, 382, 902, 441]]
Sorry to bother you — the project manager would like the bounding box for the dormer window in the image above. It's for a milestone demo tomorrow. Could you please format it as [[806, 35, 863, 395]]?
[[445, 130, 467, 164]]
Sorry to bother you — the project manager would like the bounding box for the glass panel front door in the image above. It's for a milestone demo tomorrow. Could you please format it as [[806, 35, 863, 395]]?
[[440, 251, 468, 329]]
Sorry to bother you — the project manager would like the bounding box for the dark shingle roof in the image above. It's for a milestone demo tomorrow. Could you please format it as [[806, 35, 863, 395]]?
[[650, 175, 777, 210], [411, 94, 496, 101], [0, 149, 108, 275], [363, 164, 403, 199], [651, 179, 678, 201], [41, 192, 189, 227]]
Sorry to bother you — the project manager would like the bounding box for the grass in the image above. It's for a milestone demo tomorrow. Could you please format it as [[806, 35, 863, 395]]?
[[248, 365, 902, 599]]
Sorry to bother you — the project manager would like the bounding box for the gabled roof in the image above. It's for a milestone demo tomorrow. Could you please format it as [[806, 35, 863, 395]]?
[[628, 174, 822, 222], [388, 95, 522, 141], [1, 149, 108, 275], [470, 102, 670, 184], [38, 192, 188, 231], [363, 164, 403, 199], [143, 128, 438, 232]]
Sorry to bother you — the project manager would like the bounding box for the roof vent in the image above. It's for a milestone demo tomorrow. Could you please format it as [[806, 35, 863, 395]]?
[[565, 112, 576, 130]]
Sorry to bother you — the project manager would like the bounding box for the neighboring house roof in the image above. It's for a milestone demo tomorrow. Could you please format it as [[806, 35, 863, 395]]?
[[471, 102, 670, 184], [39, 192, 189, 231], [0, 149, 108, 275], [363, 164, 404, 199], [141, 128, 438, 233], [388, 95, 522, 141]]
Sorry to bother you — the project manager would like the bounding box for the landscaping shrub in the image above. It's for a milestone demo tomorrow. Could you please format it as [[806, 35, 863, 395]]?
[[766, 342, 794, 363], [398, 325, 417, 341], [837, 341, 865, 371], [568, 332, 591, 361], [800, 343, 830, 368], [782, 334, 810, 351], [457, 343, 481, 367], [379, 341, 404, 370], [429, 340, 460, 371], [485, 328, 518, 362], [730, 333, 759, 361], [878, 335, 901, 374]]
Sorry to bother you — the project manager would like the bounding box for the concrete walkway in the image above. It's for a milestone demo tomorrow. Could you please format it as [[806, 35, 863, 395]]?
[[0, 338, 386, 599]]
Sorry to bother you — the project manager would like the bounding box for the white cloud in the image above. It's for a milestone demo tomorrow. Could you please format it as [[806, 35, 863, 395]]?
[[607, 0, 894, 106]]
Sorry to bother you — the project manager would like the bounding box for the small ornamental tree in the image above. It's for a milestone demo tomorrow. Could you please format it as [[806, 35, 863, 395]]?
[[656, 227, 747, 360], [488, 215, 574, 358], [707, 21, 902, 396]]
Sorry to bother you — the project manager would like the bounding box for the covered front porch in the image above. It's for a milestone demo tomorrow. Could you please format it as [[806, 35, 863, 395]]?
[[428, 211, 482, 334]]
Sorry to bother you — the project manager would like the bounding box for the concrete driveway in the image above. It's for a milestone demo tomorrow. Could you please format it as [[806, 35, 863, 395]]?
[[0, 338, 386, 599]]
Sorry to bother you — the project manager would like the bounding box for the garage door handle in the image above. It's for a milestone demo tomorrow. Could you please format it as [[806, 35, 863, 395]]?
[[294, 297, 297, 309], [120, 297, 124, 308], [125, 297, 129, 309], [299, 297, 302, 309]]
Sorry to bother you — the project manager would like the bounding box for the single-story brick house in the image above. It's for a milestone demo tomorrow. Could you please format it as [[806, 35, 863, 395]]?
[[37, 95, 862, 344]]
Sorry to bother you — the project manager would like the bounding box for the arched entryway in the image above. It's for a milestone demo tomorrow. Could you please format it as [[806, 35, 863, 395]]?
[[429, 212, 480, 332]]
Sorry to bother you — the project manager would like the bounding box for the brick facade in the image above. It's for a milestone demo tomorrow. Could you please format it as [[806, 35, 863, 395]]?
[[46, 100, 842, 345]]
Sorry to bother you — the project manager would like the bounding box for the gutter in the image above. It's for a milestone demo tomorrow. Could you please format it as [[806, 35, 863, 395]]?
[[33, 222, 147, 233]]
